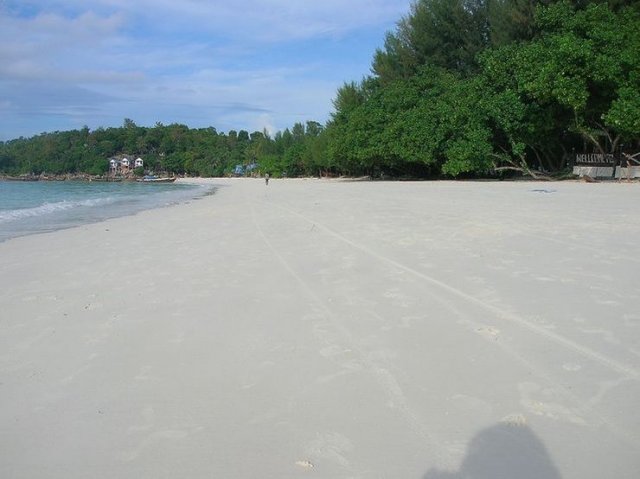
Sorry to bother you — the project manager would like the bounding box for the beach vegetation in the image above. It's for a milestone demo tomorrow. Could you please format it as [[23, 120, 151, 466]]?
[[323, 0, 639, 178], [0, 0, 638, 179]]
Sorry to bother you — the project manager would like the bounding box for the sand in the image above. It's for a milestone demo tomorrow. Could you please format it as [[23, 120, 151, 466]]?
[[1, 178, 638, 478]]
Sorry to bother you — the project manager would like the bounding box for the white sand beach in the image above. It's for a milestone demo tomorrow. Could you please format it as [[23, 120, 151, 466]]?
[[1, 178, 639, 478]]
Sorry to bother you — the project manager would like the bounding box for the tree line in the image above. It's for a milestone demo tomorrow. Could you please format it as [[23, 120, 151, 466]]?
[[327, 0, 639, 178], [0, 120, 328, 178], [1, 0, 638, 179]]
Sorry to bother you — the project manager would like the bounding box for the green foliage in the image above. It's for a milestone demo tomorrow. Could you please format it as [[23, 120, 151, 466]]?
[[605, 86, 640, 138], [371, 0, 563, 84], [372, 0, 490, 82], [329, 0, 639, 177], [0, 117, 341, 178], [1, 0, 638, 180], [478, 1, 640, 156], [328, 66, 524, 177]]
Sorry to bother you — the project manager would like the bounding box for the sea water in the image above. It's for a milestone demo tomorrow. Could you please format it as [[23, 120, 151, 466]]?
[[0, 180, 214, 243]]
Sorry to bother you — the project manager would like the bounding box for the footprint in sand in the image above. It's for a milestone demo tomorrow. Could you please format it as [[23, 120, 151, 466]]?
[[500, 413, 528, 427], [305, 432, 353, 467], [562, 363, 582, 372], [476, 326, 500, 340], [518, 382, 586, 425], [295, 460, 314, 469]]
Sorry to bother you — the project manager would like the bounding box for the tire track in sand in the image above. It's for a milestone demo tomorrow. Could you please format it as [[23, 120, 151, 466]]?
[[271, 201, 638, 381], [247, 194, 454, 469]]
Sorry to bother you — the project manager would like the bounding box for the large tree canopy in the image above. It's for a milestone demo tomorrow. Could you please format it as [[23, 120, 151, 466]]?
[[330, 0, 640, 177], [2, 0, 638, 179], [481, 1, 640, 154]]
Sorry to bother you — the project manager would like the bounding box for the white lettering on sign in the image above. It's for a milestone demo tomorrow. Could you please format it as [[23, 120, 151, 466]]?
[[575, 153, 615, 165]]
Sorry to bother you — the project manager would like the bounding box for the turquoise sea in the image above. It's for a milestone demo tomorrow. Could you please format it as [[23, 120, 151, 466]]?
[[0, 180, 214, 243]]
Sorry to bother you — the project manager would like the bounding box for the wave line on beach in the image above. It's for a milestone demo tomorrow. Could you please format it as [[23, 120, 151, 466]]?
[[0, 196, 121, 223]]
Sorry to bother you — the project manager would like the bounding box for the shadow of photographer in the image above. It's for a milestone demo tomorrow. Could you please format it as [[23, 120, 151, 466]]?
[[424, 422, 562, 479]]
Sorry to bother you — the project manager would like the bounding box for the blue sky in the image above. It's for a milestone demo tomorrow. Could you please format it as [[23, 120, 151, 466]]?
[[0, 0, 413, 141]]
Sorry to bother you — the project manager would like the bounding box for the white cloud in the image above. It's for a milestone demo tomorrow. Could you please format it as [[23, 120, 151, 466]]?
[[10, 0, 408, 42], [251, 113, 277, 137], [0, 10, 131, 82], [0, 0, 413, 140]]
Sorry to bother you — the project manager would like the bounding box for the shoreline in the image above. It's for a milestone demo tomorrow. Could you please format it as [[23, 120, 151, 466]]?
[[0, 179, 217, 244], [1, 179, 638, 478]]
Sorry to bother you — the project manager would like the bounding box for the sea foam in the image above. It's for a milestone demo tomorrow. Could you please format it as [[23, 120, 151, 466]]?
[[0, 197, 121, 223]]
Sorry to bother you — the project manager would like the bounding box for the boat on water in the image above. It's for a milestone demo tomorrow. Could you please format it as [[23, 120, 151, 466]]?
[[2, 175, 40, 181], [137, 175, 176, 183], [90, 176, 123, 182]]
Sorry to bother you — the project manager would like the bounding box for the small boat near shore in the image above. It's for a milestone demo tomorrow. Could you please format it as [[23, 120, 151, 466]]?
[[136, 175, 176, 183], [89, 176, 123, 182], [2, 175, 40, 181]]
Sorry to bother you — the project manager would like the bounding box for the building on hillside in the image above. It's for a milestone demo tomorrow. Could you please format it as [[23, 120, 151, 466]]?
[[233, 162, 258, 177], [109, 155, 143, 176]]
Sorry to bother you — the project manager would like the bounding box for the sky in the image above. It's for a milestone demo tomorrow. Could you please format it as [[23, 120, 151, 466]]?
[[0, 0, 413, 141]]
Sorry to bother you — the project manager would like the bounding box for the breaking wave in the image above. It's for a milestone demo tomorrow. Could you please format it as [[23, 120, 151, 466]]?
[[0, 196, 121, 223]]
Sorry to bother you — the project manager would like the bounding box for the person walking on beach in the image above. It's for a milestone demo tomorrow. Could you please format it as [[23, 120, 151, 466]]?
[[265, 173, 270, 185]]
